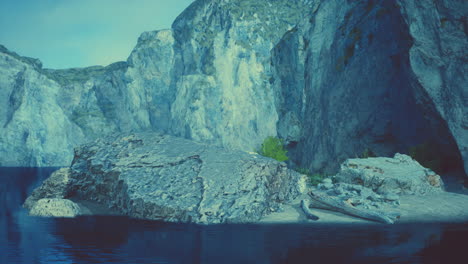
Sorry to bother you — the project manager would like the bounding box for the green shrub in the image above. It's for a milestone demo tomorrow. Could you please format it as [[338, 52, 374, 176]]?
[[258, 136, 288, 162], [295, 167, 325, 186]]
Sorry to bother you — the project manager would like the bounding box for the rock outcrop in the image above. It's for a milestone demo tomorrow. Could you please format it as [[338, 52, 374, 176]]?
[[317, 179, 402, 209], [398, 0, 468, 177], [25, 133, 306, 223], [272, 0, 467, 175], [334, 154, 445, 195], [23, 168, 72, 210], [29, 198, 81, 218], [0, 46, 86, 166]]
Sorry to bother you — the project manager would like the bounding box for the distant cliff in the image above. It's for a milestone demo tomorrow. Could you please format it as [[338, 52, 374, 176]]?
[[0, 0, 466, 177], [0, 0, 314, 166]]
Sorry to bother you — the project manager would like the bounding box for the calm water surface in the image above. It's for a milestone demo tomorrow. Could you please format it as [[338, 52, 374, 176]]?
[[1, 167, 467, 264]]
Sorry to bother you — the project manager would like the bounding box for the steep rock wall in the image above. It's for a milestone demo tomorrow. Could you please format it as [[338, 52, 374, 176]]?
[[169, 0, 316, 149], [397, 0, 468, 176], [0, 46, 85, 166], [0, 0, 314, 166], [272, 0, 466, 175]]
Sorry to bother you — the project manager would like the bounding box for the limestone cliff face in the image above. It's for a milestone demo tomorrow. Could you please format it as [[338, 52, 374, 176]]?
[[272, 0, 467, 175], [0, 0, 466, 176], [397, 0, 468, 177], [0, 29, 175, 166], [169, 0, 315, 149], [0, 45, 85, 166], [0, 0, 314, 166]]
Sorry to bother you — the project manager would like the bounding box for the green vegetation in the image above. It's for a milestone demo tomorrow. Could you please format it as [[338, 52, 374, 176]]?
[[257, 136, 288, 162], [408, 142, 442, 173], [295, 168, 326, 186]]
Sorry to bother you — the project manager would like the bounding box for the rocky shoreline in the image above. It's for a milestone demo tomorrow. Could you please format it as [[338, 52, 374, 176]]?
[[24, 132, 468, 225], [24, 133, 306, 224]]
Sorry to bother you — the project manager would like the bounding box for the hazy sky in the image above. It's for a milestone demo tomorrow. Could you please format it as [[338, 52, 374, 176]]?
[[0, 0, 193, 69]]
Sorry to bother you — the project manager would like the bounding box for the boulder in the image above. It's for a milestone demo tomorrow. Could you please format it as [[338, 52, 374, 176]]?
[[29, 198, 81, 218], [334, 153, 445, 195], [26, 133, 306, 224], [317, 181, 400, 209], [23, 168, 71, 209]]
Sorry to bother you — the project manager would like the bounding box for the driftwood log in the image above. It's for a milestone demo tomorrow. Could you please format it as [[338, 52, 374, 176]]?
[[301, 199, 319, 220], [307, 191, 401, 224]]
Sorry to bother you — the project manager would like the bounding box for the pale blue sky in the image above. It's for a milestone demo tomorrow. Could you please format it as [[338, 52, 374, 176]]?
[[0, 0, 193, 69]]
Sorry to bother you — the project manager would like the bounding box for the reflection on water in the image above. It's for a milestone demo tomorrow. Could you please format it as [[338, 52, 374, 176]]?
[[1, 168, 467, 264]]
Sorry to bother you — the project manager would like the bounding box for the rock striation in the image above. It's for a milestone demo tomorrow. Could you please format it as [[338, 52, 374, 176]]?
[[24, 133, 306, 224], [272, 0, 467, 175]]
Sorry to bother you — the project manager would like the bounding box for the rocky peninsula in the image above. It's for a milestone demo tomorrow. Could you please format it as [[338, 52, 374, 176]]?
[[24, 133, 468, 224]]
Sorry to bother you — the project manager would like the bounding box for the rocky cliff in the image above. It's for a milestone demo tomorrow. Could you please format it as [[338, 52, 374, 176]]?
[[272, 0, 467, 175], [0, 0, 314, 167], [0, 0, 466, 177]]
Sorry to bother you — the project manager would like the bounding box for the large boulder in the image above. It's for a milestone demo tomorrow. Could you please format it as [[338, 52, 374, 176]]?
[[23, 168, 72, 210], [29, 198, 81, 218], [334, 153, 445, 195], [26, 133, 306, 224]]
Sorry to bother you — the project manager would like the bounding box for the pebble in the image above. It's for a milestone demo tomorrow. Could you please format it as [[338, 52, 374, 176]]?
[[384, 193, 399, 201]]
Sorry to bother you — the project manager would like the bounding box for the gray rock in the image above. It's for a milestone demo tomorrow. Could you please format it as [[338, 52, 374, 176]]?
[[319, 181, 334, 190], [384, 193, 400, 202], [398, 0, 468, 178], [0, 0, 315, 167], [23, 168, 71, 209], [29, 198, 81, 218], [367, 193, 383, 202], [272, 0, 467, 176], [0, 49, 86, 166], [0, 0, 466, 181], [335, 153, 445, 195], [322, 178, 333, 185], [27, 133, 306, 224], [313, 181, 400, 213], [334, 186, 344, 195]]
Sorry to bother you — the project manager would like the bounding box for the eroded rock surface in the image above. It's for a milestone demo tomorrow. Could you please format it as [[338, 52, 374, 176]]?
[[272, 0, 467, 176], [334, 154, 445, 195], [316, 180, 401, 210], [23, 168, 71, 209], [0, 1, 314, 167], [25, 133, 306, 224], [29, 198, 81, 218]]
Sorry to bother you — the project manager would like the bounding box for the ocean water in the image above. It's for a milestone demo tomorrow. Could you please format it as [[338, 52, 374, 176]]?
[[1, 167, 467, 264]]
